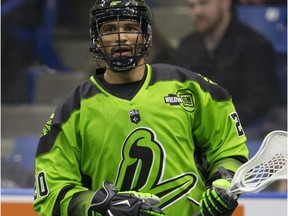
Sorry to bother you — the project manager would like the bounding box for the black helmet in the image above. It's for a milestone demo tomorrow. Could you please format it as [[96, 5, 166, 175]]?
[[89, 0, 152, 72]]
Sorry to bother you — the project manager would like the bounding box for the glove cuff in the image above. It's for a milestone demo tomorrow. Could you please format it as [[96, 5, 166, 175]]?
[[88, 181, 117, 215]]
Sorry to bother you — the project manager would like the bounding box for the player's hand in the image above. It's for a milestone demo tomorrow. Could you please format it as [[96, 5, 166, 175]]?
[[88, 181, 165, 216], [198, 179, 238, 216]]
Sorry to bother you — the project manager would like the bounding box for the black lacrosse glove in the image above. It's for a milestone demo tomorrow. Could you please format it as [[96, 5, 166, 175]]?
[[88, 181, 165, 216], [199, 179, 238, 216]]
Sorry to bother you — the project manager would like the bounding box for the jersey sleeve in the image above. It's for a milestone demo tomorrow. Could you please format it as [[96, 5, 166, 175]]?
[[192, 76, 249, 180], [33, 108, 95, 216]]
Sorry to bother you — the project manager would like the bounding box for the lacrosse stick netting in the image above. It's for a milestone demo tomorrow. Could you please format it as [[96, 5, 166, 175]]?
[[229, 130, 288, 195]]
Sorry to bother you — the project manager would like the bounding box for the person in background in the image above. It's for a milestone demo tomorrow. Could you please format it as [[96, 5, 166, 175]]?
[[146, 27, 176, 65], [33, 0, 248, 215], [176, 0, 279, 138]]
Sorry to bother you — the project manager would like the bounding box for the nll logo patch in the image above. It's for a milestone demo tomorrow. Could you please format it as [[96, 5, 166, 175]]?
[[129, 109, 141, 124]]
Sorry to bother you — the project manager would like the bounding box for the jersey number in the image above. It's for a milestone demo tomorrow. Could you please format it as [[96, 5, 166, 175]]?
[[36, 171, 49, 198], [230, 112, 244, 137]]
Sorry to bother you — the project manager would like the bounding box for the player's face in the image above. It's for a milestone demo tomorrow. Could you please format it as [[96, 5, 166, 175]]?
[[96, 20, 146, 59], [187, 0, 228, 34]]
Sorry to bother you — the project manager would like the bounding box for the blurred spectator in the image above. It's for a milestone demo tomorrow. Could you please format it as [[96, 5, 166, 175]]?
[[176, 0, 280, 138], [147, 27, 176, 65], [1, 0, 45, 103]]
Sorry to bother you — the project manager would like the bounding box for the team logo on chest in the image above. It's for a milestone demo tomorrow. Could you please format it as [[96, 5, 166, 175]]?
[[129, 109, 141, 124]]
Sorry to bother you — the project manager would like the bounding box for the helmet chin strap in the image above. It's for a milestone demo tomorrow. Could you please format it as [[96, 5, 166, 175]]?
[[108, 55, 142, 73]]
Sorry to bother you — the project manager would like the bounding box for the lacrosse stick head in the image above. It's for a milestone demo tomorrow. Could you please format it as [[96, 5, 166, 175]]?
[[230, 130, 288, 194]]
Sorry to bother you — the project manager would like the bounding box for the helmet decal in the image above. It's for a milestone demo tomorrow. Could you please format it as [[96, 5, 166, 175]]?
[[110, 1, 121, 6]]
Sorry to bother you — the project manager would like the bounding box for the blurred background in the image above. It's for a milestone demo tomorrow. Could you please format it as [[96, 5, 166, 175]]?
[[1, 0, 287, 195]]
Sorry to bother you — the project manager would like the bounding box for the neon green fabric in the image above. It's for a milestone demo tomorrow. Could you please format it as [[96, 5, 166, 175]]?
[[33, 64, 248, 215]]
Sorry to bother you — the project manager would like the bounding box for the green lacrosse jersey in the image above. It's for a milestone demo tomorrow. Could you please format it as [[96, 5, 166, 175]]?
[[33, 63, 249, 215]]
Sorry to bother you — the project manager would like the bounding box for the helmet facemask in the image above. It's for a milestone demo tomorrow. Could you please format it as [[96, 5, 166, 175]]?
[[91, 16, 152, 72], [89, 0, 152, 73]]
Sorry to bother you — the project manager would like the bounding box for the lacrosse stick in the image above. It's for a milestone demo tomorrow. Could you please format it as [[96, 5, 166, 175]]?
[[195, 130, 288, 216]]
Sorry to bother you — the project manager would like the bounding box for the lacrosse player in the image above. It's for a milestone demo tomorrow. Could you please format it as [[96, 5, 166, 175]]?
[[33, 0, 249, 215]]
